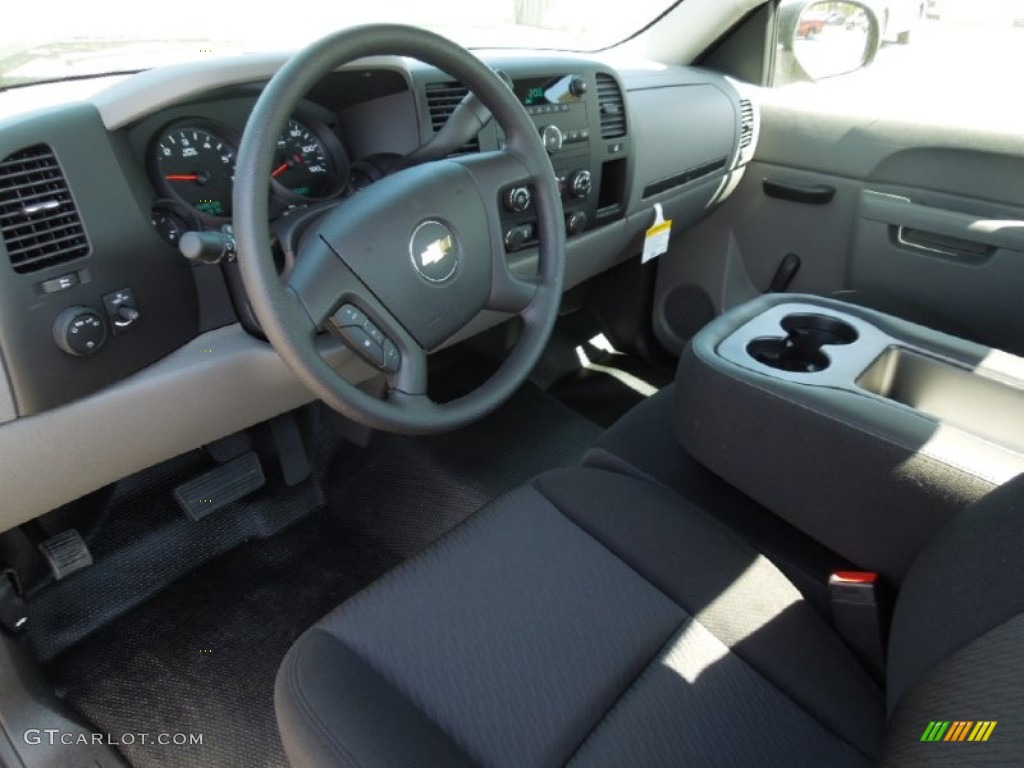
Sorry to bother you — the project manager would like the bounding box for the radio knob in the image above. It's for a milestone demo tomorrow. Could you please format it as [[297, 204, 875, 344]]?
[[569, 170, 592, 199], [504, 186, 532, 213], [569, 76, 588, 97], [566, 211, 588, 235], [540, 125, 563, 154]]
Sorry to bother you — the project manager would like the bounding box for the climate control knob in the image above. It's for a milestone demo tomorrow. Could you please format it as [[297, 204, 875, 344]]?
[[539, 125, 563, 154], [568, 170, 593, 199], [504, 186, 532, 213], [566, 211, 588, 236], [53, 306, 107, 357]]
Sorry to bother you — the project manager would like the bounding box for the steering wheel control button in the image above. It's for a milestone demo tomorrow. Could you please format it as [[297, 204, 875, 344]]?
[[102, 287, 140, 336], [381, 340, 401, 373], [332, 304, 368, 329], [409, 220, 459, 283], [53, 306, 107, 356], [345, 326, 386, 367]]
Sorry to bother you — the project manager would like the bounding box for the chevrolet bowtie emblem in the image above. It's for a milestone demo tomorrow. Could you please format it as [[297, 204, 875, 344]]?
[[410, 220, 459, 282], [420, 235, 453, 268]]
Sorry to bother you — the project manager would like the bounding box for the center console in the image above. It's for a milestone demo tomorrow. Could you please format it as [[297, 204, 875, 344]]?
[[676, 294, 1024, 581], [456, 66, 631, 253]]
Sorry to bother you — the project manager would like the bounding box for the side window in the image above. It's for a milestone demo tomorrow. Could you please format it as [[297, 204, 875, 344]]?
[[773, 0, 1024, 131]]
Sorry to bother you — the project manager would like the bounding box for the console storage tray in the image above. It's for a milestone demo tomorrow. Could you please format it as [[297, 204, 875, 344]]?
[[676, 294, 1024, 581]]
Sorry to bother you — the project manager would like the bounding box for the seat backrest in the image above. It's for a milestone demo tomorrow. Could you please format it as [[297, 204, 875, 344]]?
[[881, 473, 1024, 763]]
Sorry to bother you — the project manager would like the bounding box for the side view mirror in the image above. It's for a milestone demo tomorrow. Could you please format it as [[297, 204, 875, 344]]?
[[776, 0, 881, 83]]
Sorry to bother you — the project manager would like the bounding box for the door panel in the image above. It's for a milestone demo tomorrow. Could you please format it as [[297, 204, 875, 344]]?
[[652, 93, 1024, 356]]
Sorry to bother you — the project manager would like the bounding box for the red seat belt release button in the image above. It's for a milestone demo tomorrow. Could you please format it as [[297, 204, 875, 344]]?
[[829, 571, 885, 676]]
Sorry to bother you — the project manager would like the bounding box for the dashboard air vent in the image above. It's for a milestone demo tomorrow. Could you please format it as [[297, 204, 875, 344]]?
[[0, 145, 89, 274], [739, 99, 755, 149], [595, 73, 626, 139], [424, 81, 480, 153]]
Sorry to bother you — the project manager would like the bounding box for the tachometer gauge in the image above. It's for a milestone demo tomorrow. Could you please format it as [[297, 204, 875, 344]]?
[[153, 122, 237, 218], [271, 118, 346, 201]]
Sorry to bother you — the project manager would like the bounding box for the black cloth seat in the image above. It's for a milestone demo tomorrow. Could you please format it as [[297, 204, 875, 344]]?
[[276, 468, 1024, 767]]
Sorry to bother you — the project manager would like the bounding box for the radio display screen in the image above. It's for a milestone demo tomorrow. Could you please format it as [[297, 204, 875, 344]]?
[[514, 75, 580, 107]]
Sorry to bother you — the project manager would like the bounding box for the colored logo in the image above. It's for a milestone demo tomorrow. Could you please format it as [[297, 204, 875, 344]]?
[[920, 721, 997, 742]]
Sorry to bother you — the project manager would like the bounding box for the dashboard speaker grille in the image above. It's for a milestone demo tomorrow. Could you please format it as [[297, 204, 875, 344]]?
[[739, 99, 755, 149], [596, 73, 626, 139], [0, 144, 90, 274], [424, 82, 480, 154]]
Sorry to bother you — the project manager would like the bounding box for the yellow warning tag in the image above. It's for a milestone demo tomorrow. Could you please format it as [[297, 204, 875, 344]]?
[[642, 203, 672, 264]]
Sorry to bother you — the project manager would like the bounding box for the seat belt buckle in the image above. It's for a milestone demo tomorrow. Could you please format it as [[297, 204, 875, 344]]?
[[829, 571, 885, 678], [0, 568, 28, 634]]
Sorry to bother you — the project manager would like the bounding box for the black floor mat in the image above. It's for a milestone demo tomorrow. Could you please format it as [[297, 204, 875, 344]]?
[[328, 382, 602, 558], [46, 513, 399, 768], [546, 338, 674, 428], [40, 382, 600, 768]]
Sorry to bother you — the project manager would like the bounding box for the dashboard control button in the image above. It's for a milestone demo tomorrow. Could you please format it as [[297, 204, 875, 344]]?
[[504, 224, 534, 252], [102, 288, 140, 335], [504, 186, 532, 213], [54, 307, 107, 356], [568, 170, 592, 199], [40, 272, 79, 294], [566, 211, 588, 235], [569, 76, 588, 97], [539, 125, 563, 154]]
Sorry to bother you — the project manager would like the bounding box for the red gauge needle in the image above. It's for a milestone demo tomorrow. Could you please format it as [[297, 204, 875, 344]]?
[[271, 163, 289, 178], [165, 174, 199, 181]]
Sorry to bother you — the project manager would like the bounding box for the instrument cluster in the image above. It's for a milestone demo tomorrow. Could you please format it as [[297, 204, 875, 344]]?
[[148, 113, 349, 241]]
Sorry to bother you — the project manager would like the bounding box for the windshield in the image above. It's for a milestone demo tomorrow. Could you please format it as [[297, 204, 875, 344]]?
[[1, 0, 677, 89]]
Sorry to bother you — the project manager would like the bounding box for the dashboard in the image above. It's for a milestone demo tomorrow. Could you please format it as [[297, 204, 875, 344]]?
[[0, 48, 758, 530]]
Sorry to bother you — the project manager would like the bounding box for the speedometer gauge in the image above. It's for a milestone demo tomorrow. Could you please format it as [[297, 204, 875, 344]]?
[[153, 122, 237, 218], [271, 118, 347, 201]]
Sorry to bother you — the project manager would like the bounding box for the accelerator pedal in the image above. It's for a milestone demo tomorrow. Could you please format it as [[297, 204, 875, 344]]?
[[174, 452, 265, 521]]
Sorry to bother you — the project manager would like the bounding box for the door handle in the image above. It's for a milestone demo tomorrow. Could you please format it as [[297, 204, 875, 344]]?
[[763, 178, 836, 205]]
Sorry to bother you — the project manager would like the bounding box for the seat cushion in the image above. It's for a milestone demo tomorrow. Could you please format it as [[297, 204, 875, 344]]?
[[276, 468, 883, 767]]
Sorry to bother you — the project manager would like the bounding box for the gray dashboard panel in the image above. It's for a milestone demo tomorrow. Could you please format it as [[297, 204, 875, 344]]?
[[0, 325, 372, 532], [0, 50, 756, 530]]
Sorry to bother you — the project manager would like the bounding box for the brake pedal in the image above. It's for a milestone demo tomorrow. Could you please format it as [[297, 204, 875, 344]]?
[[173, 452, 265, 521], [38, 530, 93, 581]]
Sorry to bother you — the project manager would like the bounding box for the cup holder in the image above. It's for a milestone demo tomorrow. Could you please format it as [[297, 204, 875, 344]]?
[[746, 313, 858, 373]]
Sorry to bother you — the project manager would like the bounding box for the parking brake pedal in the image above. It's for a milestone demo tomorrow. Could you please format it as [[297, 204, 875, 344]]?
[[174, 452, 265, 522], [38, 530, 93, 581]]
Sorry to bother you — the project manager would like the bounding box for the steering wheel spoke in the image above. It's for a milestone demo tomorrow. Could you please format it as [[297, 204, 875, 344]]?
[[487, 267, 538, 313], [286, 233, 365, 330]]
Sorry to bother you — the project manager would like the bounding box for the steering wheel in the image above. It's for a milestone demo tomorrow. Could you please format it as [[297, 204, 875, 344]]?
[[233, 24, 565, 434]]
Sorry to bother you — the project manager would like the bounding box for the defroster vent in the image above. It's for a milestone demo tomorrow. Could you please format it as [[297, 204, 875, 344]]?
[[0, 145, 89, 274], [424, 82, 480, 154], [596, 73, 626, 139]]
